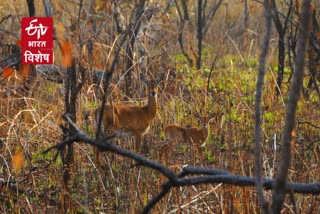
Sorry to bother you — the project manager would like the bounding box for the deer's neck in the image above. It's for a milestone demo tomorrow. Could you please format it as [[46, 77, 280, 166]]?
[[144, 95, 157, 119], [202, 122, 210, 140]]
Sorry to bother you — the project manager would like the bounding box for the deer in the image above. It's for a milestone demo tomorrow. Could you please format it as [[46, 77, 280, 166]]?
[[94, 73, 164, 158], [159, 113, 215, 165]]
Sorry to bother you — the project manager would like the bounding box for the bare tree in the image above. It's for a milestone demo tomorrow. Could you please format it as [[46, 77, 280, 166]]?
[[254, 0, 272, 212], [175, 0, 193, 65], [26, 0, 35, 17], [305, 10, 320, 99], [124, 0, 146, 98], [272, 0, 293, 97], [272, 0, 312, 211], [60, 60, 78, 212], [196, 0, 203, 70], [175, 0, 223, 69], [197, 0, 224, 70]]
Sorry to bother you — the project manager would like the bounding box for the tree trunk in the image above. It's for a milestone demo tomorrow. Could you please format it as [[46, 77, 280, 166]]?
[[196, 0, 203, 70], [124, 0, 145, 98], [271, 0, 311, 211]]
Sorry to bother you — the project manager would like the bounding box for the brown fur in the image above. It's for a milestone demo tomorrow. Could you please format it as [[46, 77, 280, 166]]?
[[94, 73, 164, 158], [159, 114, 215, 165]]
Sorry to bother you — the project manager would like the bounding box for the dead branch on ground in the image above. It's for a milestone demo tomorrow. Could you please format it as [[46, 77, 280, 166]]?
[[43, 114, 320, 213]]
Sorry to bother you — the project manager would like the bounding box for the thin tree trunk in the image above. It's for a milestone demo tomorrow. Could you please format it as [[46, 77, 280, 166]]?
[[181, 0, 190, 21], [26, 0, 35, 17], [272, 0, 292, 97], [254, 0, 272, 212], [61, 60, 77, 212], [124, 0, 145, 98], [276, 33, 285, 96], [271, 0, 311, 212], [196, 0, 203, 70]]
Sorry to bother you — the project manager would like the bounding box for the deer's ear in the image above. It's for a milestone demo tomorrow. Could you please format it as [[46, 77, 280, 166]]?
[[194, 113, 201, 119], [157, 73, 165, 84], [140, 73, 149, 85]]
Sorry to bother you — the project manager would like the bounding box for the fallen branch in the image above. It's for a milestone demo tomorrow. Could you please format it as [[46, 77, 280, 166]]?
[[297, 119, 320, 129], [43, 114, 178, 182], [43, 114, 320, 213], [0, 178, 24, 193]]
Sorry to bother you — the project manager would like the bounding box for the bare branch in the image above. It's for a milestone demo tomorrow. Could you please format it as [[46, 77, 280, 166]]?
[[48, 114, 178, 182], [206, 30, 229, 95], [202, 0, 224, 37], [96, 31, 130, 139], [0, 178, 23, 193], [42, 0, 52, 16], [297, 119, 320, 129]]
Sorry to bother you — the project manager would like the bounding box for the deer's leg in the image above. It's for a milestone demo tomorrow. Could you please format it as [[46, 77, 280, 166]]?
[[197, 145, 204, 163], [94, 147, 100, 168], [159, 145, 167, 164], [94, 131, 105, 169], [160, 139, 170, 165], [135, 134, 142, 152], [159, 145, 165, 161]]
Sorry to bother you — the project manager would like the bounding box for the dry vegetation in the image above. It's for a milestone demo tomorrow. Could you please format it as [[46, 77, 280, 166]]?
[[1, 0, 320, 213]]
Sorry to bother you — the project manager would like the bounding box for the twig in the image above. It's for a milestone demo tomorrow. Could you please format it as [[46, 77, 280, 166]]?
[[142, 183, 172, 214], [289, 190, 298, 214], [0, 178, 25, 193], [297, 119, 320, 129], [206, 30, 229, 95]]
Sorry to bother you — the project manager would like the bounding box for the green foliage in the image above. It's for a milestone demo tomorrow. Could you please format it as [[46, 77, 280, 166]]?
[[264, 111, 274, 121], [219, 54, 239, 68], [174, 53, 190, 64], [307, 91, 320, 104], [204, 149, 215, 162], [273, 65, 291, 74], [201, 47, 211, 62], [242, 57, 258, 68], [272, 64, 278, 72], [230, 112, 239, 122], [284, 67, 291, 74]]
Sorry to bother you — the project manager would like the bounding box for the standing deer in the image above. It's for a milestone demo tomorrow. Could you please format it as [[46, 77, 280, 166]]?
[[94, 73, 164, 154], [159, 113, 215, 165]]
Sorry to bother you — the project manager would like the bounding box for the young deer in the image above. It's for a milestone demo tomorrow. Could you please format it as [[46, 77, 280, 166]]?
[[94, 73, 164, 154], [159, 113, 215, 165]]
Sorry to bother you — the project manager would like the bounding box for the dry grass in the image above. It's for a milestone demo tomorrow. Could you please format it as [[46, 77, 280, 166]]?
[[1, 59, 320, 213]]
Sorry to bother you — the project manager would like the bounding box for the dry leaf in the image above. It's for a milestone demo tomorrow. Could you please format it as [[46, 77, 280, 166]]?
[[56, 22, 65, 42], [291, 130, 296, 147], [60, 41, 72, 67], [16, 39, 21, 48], [20, 64, 30, 79], [12, 150, 24, 173], [1, 67, 14, 79]]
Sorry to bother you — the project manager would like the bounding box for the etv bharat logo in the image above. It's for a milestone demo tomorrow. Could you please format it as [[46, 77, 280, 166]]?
[[21, 17, 53, 64]]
